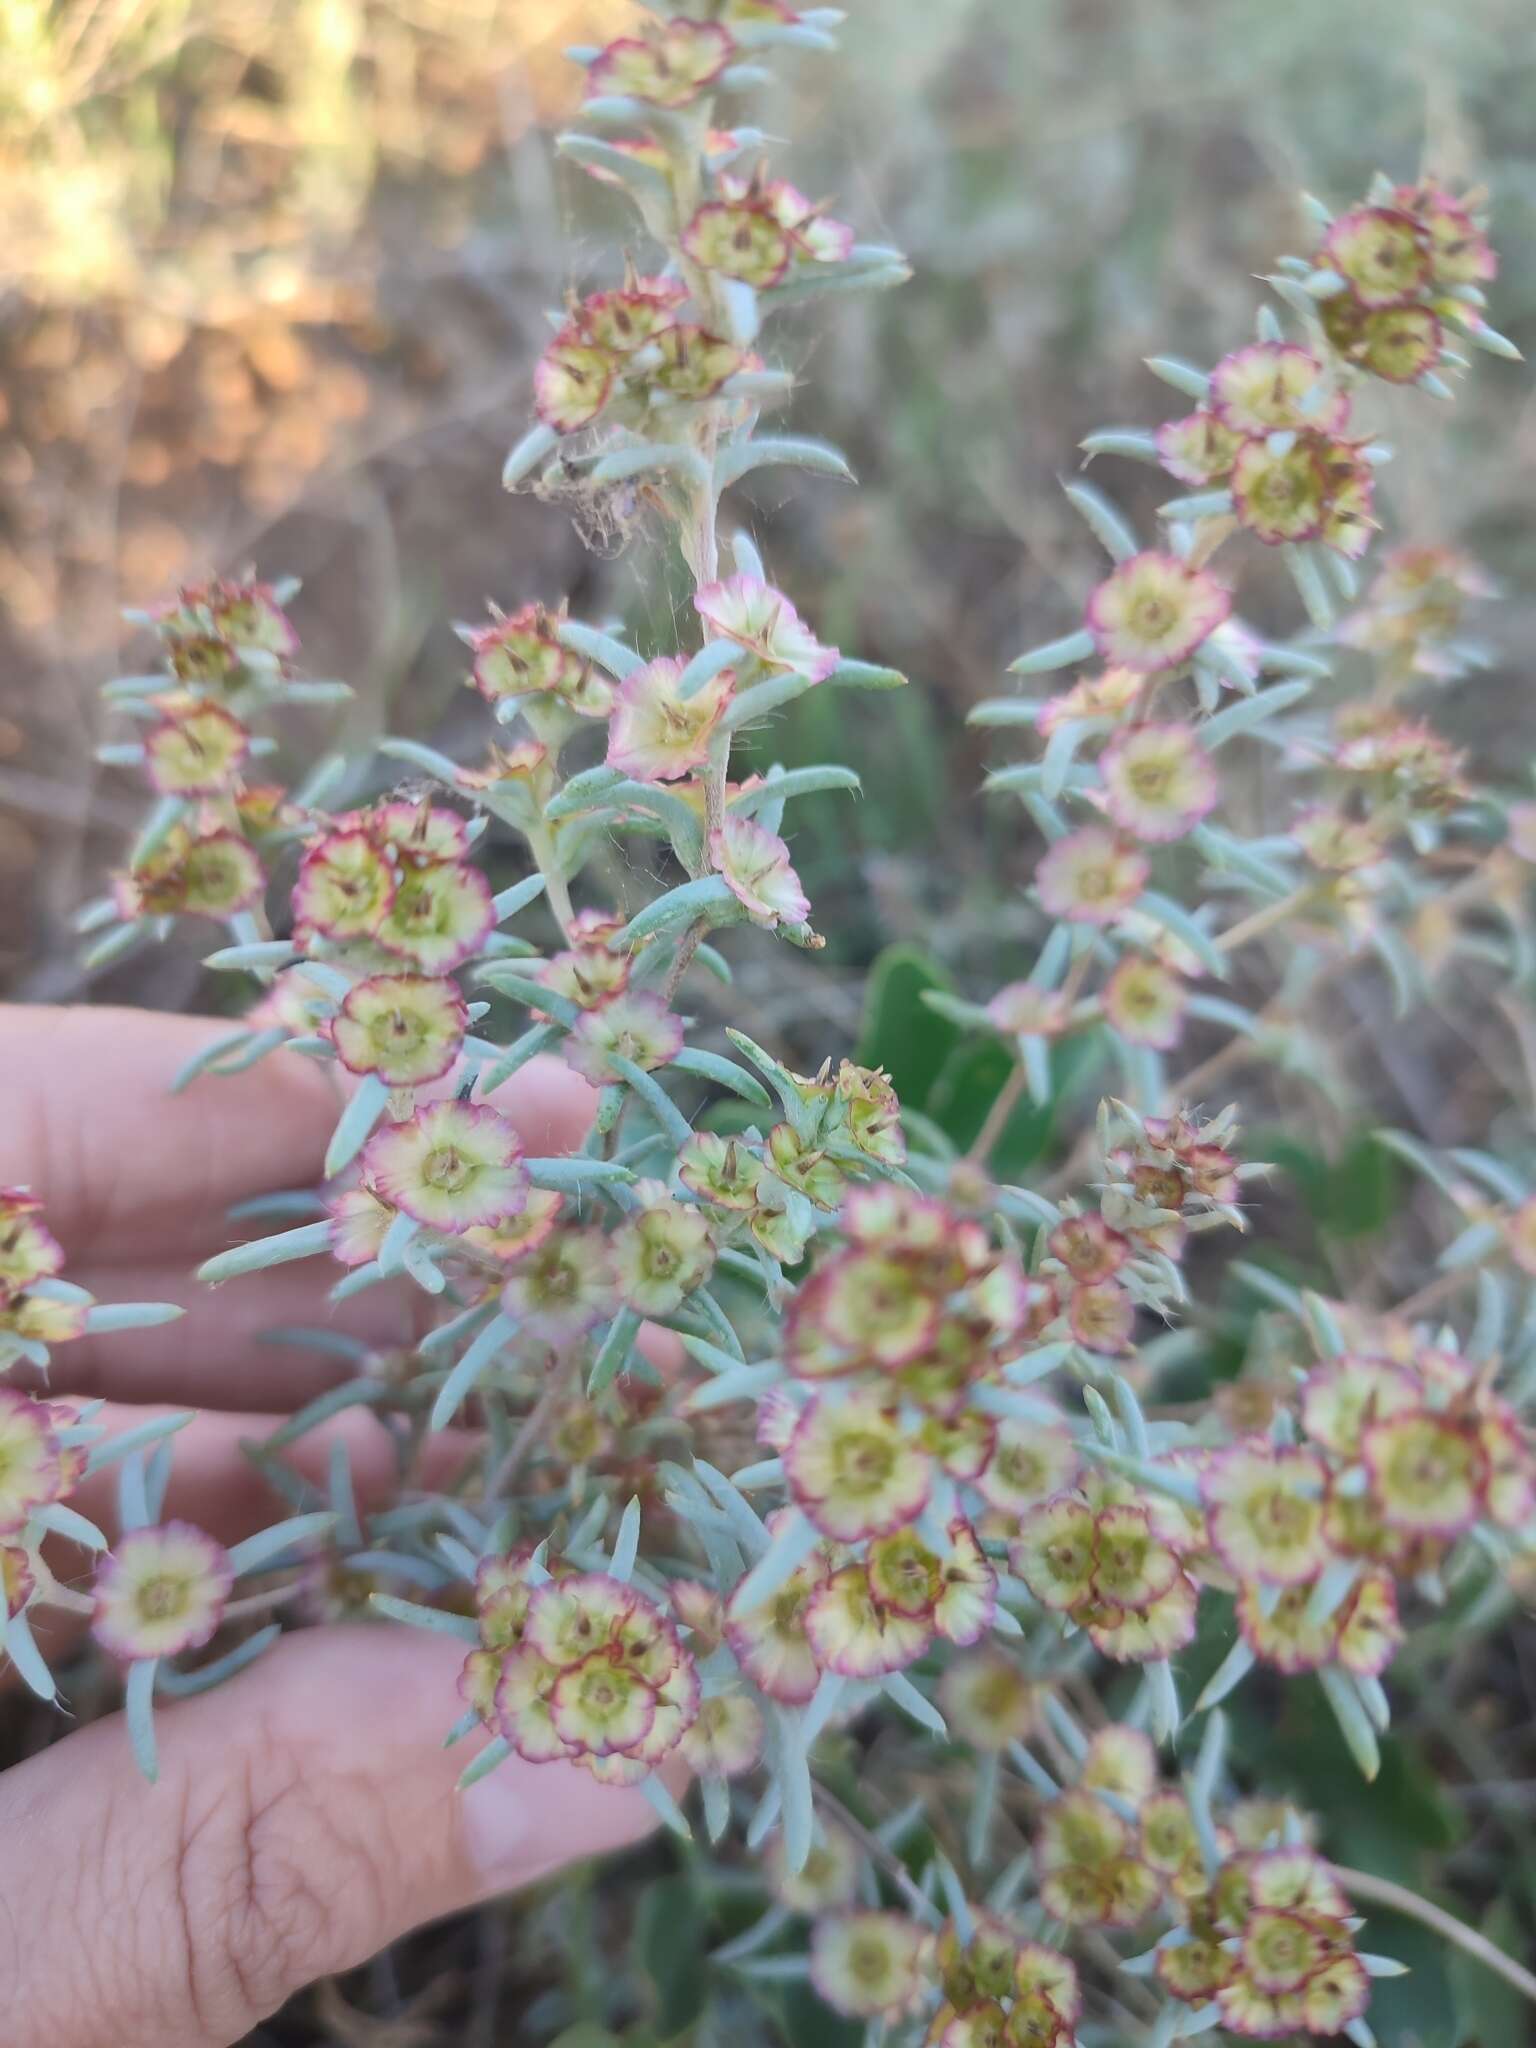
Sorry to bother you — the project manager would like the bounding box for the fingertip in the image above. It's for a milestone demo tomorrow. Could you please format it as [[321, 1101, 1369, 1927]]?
[[479, 1052, 596, 1155]]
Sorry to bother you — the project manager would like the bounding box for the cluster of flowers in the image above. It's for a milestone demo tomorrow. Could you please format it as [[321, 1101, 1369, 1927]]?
[[0, 1191, 241, 1680], [809, 1907, 1082, 2044], [1029, 1724, 1384, 2040], [975, 168, 1517, 1109], [90, 579, 311, 950], [460, 1558, 701, 1783]]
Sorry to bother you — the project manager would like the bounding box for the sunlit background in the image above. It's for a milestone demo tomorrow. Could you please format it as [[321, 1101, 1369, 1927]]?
[[3, 0, 1534, 1019]]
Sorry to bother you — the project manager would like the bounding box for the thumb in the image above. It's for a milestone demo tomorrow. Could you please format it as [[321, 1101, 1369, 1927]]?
[[0, 1626, 664, 2048]]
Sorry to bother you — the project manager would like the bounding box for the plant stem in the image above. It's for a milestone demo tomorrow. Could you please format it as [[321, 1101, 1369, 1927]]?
[[662, 917, 708, 1003], [1215, 887, 1314, 955], [967, 1060, 1031, 1165], [811, 1780, 935, 1921], [1334, 1864, 1536, 2008], [485, 1369, 568, 1504]]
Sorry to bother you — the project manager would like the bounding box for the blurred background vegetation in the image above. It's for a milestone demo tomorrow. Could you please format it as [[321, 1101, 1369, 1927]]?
[[3, 1, 1536, 2042]]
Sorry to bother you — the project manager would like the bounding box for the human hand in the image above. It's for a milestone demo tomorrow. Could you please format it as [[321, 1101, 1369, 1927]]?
[[0, 1005, 664, 2048]]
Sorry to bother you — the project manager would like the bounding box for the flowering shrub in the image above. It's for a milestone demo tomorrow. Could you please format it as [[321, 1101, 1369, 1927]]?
[[29, 4, 1536, 2041]]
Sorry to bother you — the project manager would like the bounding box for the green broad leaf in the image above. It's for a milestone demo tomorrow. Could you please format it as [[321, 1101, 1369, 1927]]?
[[855, 945, 962, 1111], [1352, 1907, 1460, 2047], [1447, 1896, 1530, 2047], [928, 1029, 1105, 1176], [633, 1874, 708, 2039]]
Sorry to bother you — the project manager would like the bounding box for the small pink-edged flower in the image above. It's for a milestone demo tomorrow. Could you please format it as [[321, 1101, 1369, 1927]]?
[[1081, 1574, 1198, 1662], [1323, 295, 1444, 383], [1335, 1570, 1403, 1678], [1102, 954, 1188, 1049], [326, 1185, 394, 1267], [1, 1541, 35, 1618], [468, 603, 610, 716], [363, 1101, 528, 1234], [724, 1530, 830, 1704], [374, 861, 495, 975], [1085, 552, 1232, 673], [144, 703, 251, 796], [1089, 1504, 1182, 1611], [533, 331, 615, 434], [1010, 1495, 1097, 1612], [1201, 1444, 1331, 1586], [679, 1691, 764, 1777], [1299, 1954, 1372, 2037], [578, 275, 688, 355], [501, 1226, 616, 1345], [1158, 1931, 1238, 2005], [682, 198, 794, 286], [1068, 1278, 1136, 1355], [0, 1203, 63, 1301], [933, 1519, 997, 1644], [810, 1912, 932, 2020], [547, 1652, 658, 1757], [647, 324, 751, 402], [1081, 1720, 1155, 1802], [977, 1419, 1080, 1516], [1209, 342, 1349, 436], [1035, 1790, 1161, 1928], [676, 1130, 764, 1212], [709, 813, 810, 928], [122, 827, 266, 920], [836, 1060, 907, 1167], [92, 1521, 233, 1660], [562, 989, 684, 1085], [1156, 406, 1243, 484], [0, 1390, 76, 1533], [605, 654, 734, 784], [1241, 1907, 1337, 1997], [1396, 178, 1497, 285], [538, 942, 631, 1015], [767, 1827, 861, 1913], [1048, 1213, 1129, 1284], [1036, 827, 1148, 926], [330, 973, 466, 1088], [586, 16, 735, 107], [785, 1245, 941, 1377], [1229, 434, 1331, 545], [984, 982, 1071, 1038], [1100, 721, 1218, 844], [1299, 1353, 1419, 1457], [785, 1389, 931, 1541], [694, 574, 839, 682], [1016, 1945, 1084, 2028], [1479, 1405, 1536, 1530], [1235, 1582, 1336, 1674], [804, 1562, 932, 1678], [937, 1649, 1037, 1750], [611, 1193, 714, 1316], [464, 1186, 565, 1265], [294, 829, 396, 943], [1324, 204, 1431, 308], [1362, 1407, 1488, 1535]]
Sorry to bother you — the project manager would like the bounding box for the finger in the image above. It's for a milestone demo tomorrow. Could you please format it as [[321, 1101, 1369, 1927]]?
[[63, 1401, 472, 1548], [2, 1005, 595, 1265], [11, 1404, 476, 1688], [0, 1627, 666, 2048], [36, 1259, 430, 1411]]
